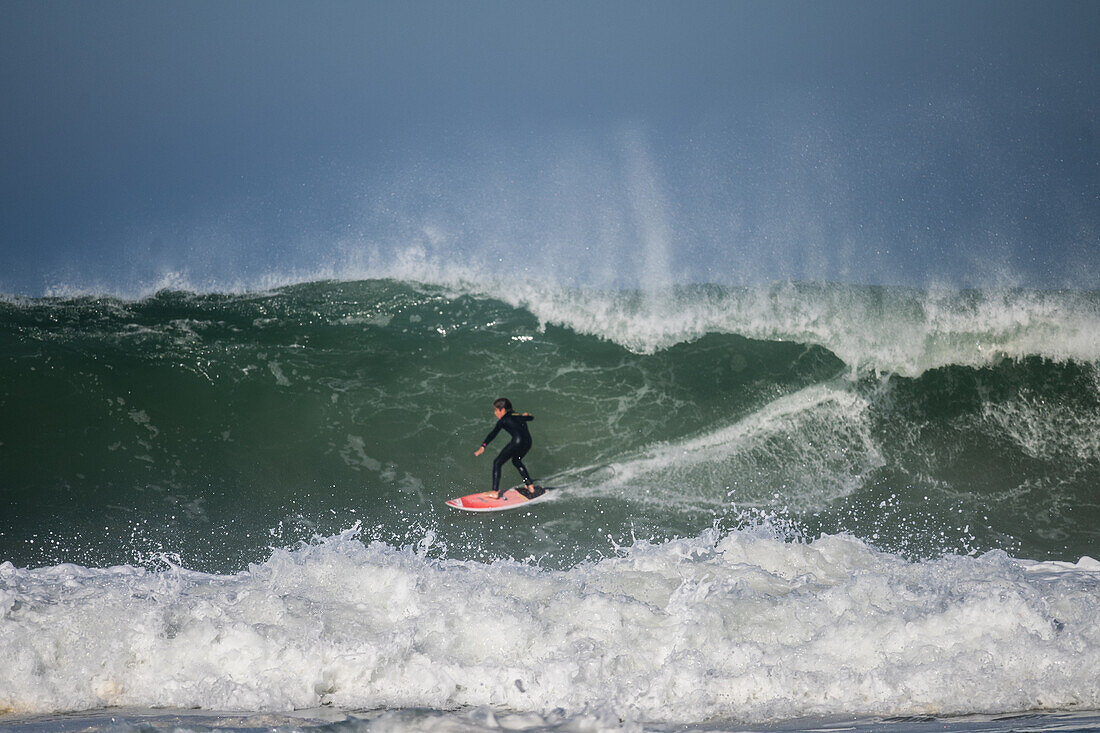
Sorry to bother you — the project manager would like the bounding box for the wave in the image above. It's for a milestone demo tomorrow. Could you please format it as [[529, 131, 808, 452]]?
[[2, 528, 1098, 722], [28, 271, 1100, 377], [2, 277, 1099, 726], [2, 278, 1099, 573], [469, 281, 1100, 378]]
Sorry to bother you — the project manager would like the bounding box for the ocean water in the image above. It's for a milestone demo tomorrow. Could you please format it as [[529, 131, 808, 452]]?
[[1, 278, 1099, 731]]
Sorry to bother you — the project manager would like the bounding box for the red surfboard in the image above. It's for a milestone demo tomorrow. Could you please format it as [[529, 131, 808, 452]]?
[[445, 486, 552, 512]]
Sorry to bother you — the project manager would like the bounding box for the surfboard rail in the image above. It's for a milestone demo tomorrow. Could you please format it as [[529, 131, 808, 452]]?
[[445, 486, 552, 512]]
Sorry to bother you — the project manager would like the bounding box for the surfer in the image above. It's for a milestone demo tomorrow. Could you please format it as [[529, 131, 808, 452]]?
[[474, 398, 537, 500]]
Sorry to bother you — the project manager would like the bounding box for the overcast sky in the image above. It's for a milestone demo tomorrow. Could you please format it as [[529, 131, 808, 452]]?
[[1, 0, 1097, 295]]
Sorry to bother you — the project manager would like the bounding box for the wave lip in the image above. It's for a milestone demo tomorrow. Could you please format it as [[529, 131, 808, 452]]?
[[493, 282, 1100, 378], [2, 529, 1098, 723], [21, 275, 1100, 377]]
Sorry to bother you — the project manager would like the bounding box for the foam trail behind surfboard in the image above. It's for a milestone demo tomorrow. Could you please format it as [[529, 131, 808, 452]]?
[[557, 382, 882, 512]]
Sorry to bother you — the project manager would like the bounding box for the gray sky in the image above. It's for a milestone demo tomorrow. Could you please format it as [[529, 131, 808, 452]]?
[[1, 0, 1097, 294]]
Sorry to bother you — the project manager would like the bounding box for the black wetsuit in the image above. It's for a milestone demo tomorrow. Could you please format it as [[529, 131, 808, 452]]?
[[482, 412, 534, 497]]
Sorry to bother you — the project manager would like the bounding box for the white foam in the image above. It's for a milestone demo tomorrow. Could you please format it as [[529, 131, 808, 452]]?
[[976, 386, 1100, 463], [28, 253, 1100, 379], [2, 528, 1098, 724], [493, 282, 1100, 378], [570, 383, 883, 511], [357, 263, 1100, 377]]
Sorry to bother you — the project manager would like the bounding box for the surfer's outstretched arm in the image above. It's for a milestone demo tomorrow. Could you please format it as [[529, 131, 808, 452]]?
[[477, 411, 529, 453], [480, 418, 504, 448], [476, 419, 503, 456]]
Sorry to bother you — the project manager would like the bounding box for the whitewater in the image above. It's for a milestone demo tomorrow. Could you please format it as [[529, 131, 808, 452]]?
[[3, 527, 1100, 725]]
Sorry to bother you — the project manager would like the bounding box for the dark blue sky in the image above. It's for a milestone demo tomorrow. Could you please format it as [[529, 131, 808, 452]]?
[[1, 0, 1097, 295]]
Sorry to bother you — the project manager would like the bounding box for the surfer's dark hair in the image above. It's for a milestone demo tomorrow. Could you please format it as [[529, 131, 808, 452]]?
[[493, 398, 513, 412]]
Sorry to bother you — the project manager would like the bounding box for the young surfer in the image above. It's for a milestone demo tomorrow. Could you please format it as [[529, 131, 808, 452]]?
[[474, 398, 537, 500]]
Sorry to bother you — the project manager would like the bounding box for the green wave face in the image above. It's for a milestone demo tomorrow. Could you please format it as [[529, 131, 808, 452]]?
[[1, 280, 1098, 570]]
